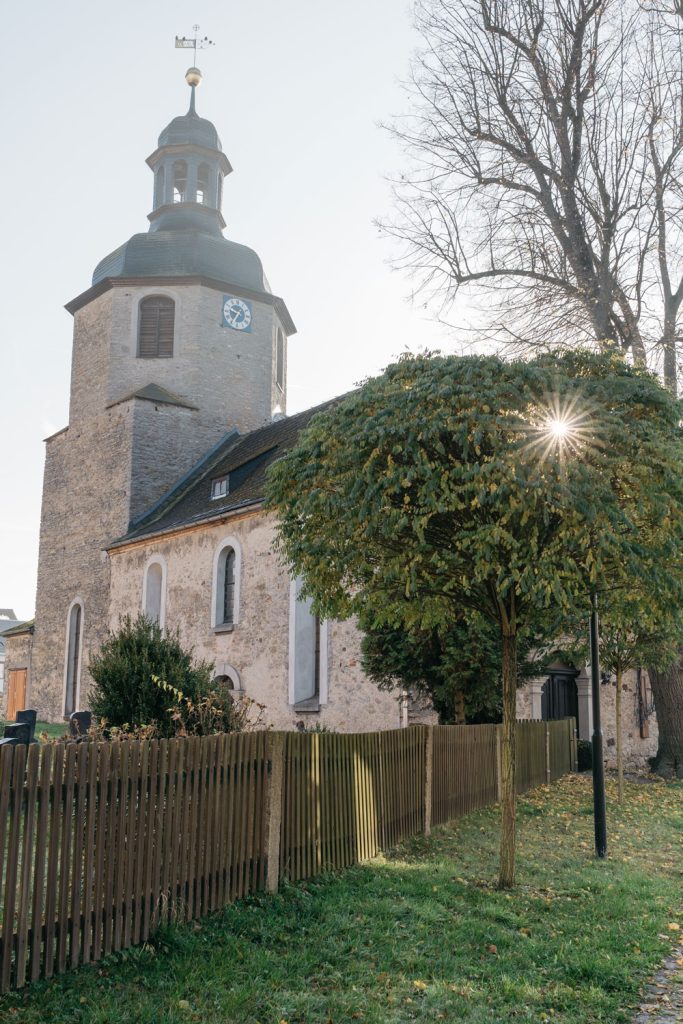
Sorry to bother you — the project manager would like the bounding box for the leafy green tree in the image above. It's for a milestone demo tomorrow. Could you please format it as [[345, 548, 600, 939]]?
[[89, 615, 214, 737], [267, 351, 683, 886], [360, 615, 546, 724], [560, 595, 683, 798]]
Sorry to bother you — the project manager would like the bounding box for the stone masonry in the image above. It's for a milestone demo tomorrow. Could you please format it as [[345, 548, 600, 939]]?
[[108, 510, 403, 733], [15, 277, 287, 721], [517, 670, 658, 771]]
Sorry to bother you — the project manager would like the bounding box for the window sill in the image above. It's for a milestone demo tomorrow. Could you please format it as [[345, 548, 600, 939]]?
[[293, 697, 320, 713], [213, 623, 235, 634]]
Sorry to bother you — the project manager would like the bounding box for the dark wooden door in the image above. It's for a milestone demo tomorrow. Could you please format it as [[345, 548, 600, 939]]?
[[541, 672, 578, 722]]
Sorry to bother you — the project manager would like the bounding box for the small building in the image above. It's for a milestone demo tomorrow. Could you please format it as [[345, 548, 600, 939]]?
[[0, 610, 22, 693], [0, 615, 34, 719]]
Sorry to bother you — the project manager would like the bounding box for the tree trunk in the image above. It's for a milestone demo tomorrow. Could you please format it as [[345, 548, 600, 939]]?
[[648, 659, 683, 779], [454, 682, 466, 725], [615, 667, 623, 804], [498, 630, 517, 890]]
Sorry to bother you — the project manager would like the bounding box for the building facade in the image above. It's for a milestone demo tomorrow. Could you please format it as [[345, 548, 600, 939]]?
[[4, 70, 659, 762], [3, 69, 406, 733]]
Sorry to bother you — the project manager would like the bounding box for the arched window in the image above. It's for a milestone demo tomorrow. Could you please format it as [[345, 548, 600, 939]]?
[[212, 537, 242, 628], [197, 163, 210, 204], [143, 556, 166, 627], [213, 664, 241, 691], [154, 165, 165, 207], [288, 578, 328, 709], [138, 296, 175, 358], [275, 328, 285, 392], [64, 601, 83, 718], [172, 160, 187, 202]]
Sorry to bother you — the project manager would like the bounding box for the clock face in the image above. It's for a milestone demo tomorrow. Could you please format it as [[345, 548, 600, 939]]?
[[222, 296, 252, 332]]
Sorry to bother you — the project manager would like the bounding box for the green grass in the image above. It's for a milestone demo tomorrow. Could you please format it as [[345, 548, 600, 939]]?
[[1, 774, 682, 1024], [35, 721, 68, 740]]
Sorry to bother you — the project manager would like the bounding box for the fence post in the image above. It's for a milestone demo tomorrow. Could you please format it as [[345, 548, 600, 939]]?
[[545, 722, 551, 784], [571, 718, 578, 773], [495, 726, 502, 803], [423, 726, 433, 836], [265, 733, 284, 894]]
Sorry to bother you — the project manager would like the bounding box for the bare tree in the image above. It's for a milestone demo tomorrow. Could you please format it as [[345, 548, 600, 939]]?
[[384, 0, 683, 774]]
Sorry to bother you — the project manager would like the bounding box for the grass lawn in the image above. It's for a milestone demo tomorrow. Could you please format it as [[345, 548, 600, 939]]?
[[36, 722, 68, 740], [1, 774, 681, 1024]]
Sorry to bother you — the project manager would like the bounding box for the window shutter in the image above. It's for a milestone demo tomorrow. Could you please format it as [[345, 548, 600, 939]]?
[[138, 297, 175, 358]]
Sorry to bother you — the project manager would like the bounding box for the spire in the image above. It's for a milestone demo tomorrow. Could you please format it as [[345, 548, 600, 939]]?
[[185, 65, 202, 114], [144, 67, 232, 237]]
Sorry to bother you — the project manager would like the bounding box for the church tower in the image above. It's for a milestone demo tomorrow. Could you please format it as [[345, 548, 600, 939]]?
[[28, 69, 295, 720]]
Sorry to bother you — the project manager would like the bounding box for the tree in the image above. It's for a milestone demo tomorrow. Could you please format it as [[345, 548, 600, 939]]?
[[360, 614, 546, 724], [560, 596, 683, 797], [383, 0, 683, 773], [267, 351, 683, 885], [89, 614, 214, 737]]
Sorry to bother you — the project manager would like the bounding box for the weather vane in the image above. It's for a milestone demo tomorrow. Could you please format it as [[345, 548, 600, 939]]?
[[175, 25, 215, 63]]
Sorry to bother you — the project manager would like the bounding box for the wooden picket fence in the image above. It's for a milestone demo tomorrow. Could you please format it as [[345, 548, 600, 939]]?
[[0, 718, 575, 993]]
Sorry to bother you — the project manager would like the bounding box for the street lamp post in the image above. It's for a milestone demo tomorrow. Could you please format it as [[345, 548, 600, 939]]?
[[589, 591, 607, 858], [543, 415, 607, 859]]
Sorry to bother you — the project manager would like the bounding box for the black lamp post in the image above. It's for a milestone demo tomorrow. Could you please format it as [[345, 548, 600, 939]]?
[[589, 591, 607, 858], [541, 413, 607, 859]]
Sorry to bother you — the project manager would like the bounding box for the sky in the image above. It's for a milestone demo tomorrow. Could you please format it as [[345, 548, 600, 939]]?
[[1, 0, 463, 621]]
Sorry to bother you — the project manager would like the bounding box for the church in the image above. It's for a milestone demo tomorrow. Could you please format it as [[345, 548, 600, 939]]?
[[3, 67, 408, 732], [2, 69, 659, 765]]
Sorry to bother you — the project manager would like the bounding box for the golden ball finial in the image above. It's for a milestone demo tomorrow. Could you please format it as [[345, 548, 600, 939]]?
[[185, 66, 203, 87]]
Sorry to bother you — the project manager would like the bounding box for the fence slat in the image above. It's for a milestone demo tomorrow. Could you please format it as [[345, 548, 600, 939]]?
[[56, 743, 76, 975], [140, 740, 158, 943], [15, 744, 39, 988], [81, 743, 99, 966], [29, 744, 53, 982]]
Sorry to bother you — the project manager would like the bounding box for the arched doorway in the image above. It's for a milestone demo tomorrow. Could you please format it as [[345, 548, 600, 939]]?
[[541, 667, 579, 725]]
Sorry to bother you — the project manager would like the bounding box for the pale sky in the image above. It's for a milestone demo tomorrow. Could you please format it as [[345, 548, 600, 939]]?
[[1, 0, 463, 621]]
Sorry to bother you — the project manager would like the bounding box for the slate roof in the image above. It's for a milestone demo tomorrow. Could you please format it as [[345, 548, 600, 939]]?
[[115, 398, 341, 546], [0, 620, 33, 648], [158, 110, 222, 151], [91, 230, 269, 294], [106, 383, 198, 411]]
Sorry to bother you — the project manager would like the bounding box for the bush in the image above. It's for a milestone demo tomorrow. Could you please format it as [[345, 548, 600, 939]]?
[[88, 615, 214, 737]]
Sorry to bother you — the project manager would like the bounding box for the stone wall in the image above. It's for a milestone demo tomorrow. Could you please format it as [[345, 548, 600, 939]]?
[[28, 405, 133, 721], [516, 670, 658, 771], [30, 272, 291, 722], [108, 510, 403, 733], [104, 282, 286, 437]]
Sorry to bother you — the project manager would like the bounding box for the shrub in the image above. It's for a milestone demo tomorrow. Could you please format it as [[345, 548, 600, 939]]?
[[88, 615, 214, 737]]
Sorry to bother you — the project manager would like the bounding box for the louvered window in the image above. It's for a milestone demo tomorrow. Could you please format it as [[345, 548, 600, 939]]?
[[138, 297, 175, 358]]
